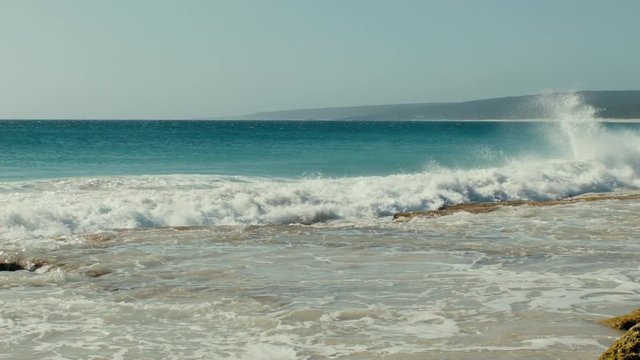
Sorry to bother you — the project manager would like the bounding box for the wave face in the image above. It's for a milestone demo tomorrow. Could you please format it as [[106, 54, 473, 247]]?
[[1, 160, 639, 241], [1, 94, 640, 242]]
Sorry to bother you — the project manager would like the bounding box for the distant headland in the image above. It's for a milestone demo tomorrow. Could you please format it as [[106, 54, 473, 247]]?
[[233, 90, 640, 120]]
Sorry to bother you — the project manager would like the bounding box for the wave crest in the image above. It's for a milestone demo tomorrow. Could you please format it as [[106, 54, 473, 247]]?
[[1, 157, 638, 242], [2, 93, 639, 242]]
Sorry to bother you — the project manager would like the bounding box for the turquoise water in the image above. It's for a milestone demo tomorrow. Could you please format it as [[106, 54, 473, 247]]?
[[0, 120, 587, 180], [2, 118, 640, 227], [2, 115, 640, 359]]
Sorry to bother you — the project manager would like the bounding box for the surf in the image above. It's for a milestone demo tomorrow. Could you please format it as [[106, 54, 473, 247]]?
[[1, 94, 639, 243]]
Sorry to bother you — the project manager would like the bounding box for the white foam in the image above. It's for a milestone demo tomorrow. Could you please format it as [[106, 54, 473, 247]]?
[[1, 94, 639, 243], [1, 154, 638, 243], [237, 344, 298, 360]]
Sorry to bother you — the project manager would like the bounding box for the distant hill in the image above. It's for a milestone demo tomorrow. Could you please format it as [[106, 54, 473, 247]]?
[[233, 90, 640, 120]]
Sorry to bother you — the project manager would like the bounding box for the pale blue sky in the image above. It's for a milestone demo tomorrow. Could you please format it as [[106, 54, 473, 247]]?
[[1, 0, 638, 119]]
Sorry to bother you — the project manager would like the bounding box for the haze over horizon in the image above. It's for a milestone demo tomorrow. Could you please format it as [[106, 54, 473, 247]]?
[[1, 0, 639, 119]]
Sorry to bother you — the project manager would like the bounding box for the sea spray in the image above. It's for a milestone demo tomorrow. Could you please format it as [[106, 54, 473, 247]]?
[[539, 92, 602, 159], [541, 92, 640, 175]]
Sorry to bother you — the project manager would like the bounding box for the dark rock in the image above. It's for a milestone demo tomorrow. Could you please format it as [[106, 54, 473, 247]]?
[[0, 262, 25, 271], [602, 308, 640, 331], [393, 194, 640, 220], [0, 260, 44, 272], [600, 324, 640, 360]]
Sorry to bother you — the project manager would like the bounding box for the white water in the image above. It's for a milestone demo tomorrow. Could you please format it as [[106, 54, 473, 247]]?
[[1, 94, 640, 359], [0, 158, 636, 245], [2, 95, 639, 244], [2, 200, 639, 359], [1, 94, 638, 244]]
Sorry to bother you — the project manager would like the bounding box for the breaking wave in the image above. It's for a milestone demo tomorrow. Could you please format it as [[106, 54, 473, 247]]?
[[1, 93, 639, 241]]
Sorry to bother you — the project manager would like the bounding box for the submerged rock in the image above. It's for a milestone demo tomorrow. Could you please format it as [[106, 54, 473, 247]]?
[[0, 262, 25, 271], [0, 260, 43, 272], [393, 202, 515, 219], [83, 264, 112, 278], [599, 324, 640, 360]]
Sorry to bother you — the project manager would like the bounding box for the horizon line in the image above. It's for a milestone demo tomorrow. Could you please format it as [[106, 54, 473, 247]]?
[[2, 89, 638, 121]]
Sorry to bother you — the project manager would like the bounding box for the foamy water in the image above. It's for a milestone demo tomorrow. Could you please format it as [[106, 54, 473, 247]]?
[[2, 201, 639, 359], [1, 94, 640, 359], [1, 154, 639, 246]]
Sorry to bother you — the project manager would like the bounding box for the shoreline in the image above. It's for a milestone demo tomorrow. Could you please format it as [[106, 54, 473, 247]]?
[[2, 191, 638, 358]]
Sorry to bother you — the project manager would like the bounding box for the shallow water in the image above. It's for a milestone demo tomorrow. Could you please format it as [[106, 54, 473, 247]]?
[[2, 198, 639, 359]]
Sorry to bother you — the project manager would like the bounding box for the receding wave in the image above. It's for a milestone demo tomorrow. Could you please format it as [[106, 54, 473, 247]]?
[[1, 93, 639, 241]]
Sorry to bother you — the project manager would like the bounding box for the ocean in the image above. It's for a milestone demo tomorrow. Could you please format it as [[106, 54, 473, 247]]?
[[1, 96, 640, 359]]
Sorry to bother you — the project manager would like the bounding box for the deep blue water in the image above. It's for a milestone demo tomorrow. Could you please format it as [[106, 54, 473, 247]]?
[[1, 120, 638, 181]]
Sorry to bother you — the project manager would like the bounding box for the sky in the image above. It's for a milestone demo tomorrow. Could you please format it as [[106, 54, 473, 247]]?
[[1, 0, 639, 119]]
